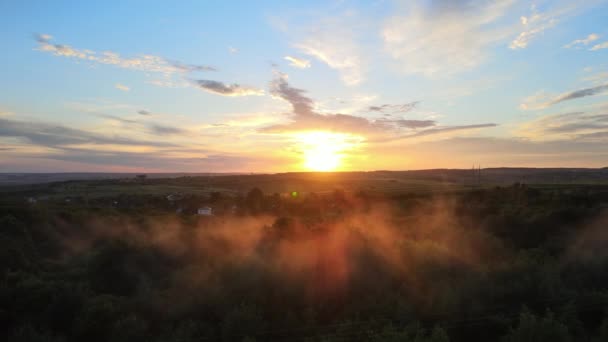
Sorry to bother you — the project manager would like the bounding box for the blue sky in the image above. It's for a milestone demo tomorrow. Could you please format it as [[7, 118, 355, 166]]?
[[1, 0, 608, 172]]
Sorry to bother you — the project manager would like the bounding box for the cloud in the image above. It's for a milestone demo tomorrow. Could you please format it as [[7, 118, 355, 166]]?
[[518, 110, 608, 141], [379, 136, 608, 168], [94, 113, 138, 124], [80, 107, 187, 136], [590, 41, 608, 51], [521, 84, 608, 109], [93, 114, 187, 136], [35, 34, 215, 76], [564, 33, 600, 48], [228, 46, 238, 54], [169, 61, 217, 73], [0, 110, 14, 117], [284, 56, 311, 69], [147, 79, 190, 88], [147, 123, 187, 136], [2, 146, 259, 172], [548, 122, 608, 133], [374, 124, 498, 143], [294, 16, 364, 85], [519, 91, 553, 110], [380, 119, 436, 129], [193, 79, 264, 97], [582, 70, 608, 85], [0, 117, 254, 172], [511, 2, 597, 50], [382, 0, 516, 76], [261, 73, 386, 134], [368, 102, 419, 114], [260, 73, 496, 139], [510, 5, 558, 49], [115, 83, 130, 92], [382, 1, 594, 75], [0, 117, 174, 148], [550, 84, 608, 104]]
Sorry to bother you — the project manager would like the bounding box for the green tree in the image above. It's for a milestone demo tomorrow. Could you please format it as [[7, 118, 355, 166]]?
[[503, 309, 571, 342], [245, 188, 264, 214]]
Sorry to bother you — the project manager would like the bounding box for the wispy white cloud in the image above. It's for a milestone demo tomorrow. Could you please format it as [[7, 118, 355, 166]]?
[[510, 4, 558, 49], [35, 35, 266, 96], [115, 83, 130, 92], [294, 15, 364, 85], [564, 33, 600, 48], [35, 34, 215, 76], [284, 56, 311, 69], [520, 91, 553, 110], [381, 1, 595, 77], [583, 71, 608, 85], [383, 0, 516, 76], [511, 2, 596, 50], [590, 41, 608, 51], [147, 79, 190, 88]]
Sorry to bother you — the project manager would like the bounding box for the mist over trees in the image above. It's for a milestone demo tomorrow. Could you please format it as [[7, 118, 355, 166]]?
[[2, 181, 608, 341]]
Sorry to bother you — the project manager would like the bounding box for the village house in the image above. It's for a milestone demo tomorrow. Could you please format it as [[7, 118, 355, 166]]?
[[166, 193, 184, 202], [197, 206, 213, 216]]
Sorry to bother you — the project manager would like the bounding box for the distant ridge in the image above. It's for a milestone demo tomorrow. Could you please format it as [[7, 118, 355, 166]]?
[[2, 168, 607, 186]]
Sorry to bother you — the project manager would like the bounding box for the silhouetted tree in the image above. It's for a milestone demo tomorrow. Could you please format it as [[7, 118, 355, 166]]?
[[246, 187, 264, 214]]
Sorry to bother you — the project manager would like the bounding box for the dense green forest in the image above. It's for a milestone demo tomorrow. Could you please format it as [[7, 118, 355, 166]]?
[[2, 181, 608, 341]]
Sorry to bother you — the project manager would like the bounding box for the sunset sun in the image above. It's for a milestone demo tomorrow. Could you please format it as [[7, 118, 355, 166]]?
[[304, 148, 340, 171], [295, 131, 363, 172]]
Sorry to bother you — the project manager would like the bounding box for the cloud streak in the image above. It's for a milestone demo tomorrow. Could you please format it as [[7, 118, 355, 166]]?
[[35, 34, 215, 76], [550, 84, 608, 105], [373, 124, 498, 143], [379, 119, 436, 129], [368, 102, 419, 114], [0, 118, 175, 148], [284, 56, 311, 69], [521, 84, 608, 110], [518, 110, 608, 142], [115, 83, 130, 92], [564, 33, 599, 48], [193, 80, 264, 97], [147, 123, 187, 136], [590, 41, 608, 51]]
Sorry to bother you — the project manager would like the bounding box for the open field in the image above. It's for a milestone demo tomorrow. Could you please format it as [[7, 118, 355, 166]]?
[[2, 168, 608, 200]]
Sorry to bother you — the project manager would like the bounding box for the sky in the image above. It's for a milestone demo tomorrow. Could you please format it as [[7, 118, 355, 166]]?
[[1, 0, 608, 173]]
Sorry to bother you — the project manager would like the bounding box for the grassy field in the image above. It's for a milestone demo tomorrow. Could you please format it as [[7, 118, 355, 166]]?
[[1, 168, 608, 201]]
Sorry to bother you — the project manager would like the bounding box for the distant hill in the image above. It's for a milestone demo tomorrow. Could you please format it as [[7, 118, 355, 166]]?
[[0, 172, 245, 186], [1, 168, 606, 187]]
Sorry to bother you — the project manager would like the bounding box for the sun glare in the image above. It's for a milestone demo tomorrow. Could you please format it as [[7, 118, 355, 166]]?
[[294, 131, 363, 172]]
